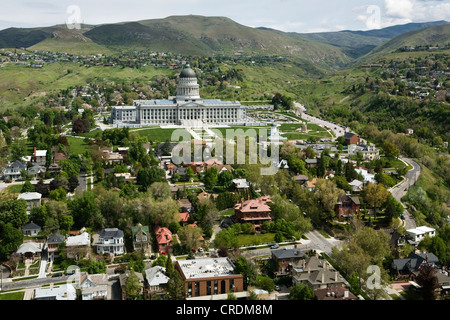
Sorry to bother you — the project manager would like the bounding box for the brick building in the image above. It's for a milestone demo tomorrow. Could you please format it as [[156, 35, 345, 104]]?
[[234, 196, 272, 231], [176, 257, 244, 299]]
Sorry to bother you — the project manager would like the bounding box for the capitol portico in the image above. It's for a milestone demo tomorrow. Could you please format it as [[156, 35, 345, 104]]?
[[109, 65, 247, 127]]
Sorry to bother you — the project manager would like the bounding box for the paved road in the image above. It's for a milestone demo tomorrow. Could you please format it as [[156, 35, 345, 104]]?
[[294, 102, 347, 139], [243, 230, 343, 259], [388, 157, 421, 230]]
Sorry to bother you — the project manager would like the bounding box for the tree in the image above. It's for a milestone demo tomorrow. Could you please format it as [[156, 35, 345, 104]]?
[[218, 170, 233, 189], [0, 199, 28, 228], [415, 263, 439, 300], [136, 166, 165, 192], [314, 178, 345, 221], [382, 141, 400, 159], [256, 275, 275, 292], [124, 269, 143, 300], [203, 167, 218, 190], [165, 253, 175, 277], [233, 255, 258, 289], [383, 194, 404, 220], [288, 283, 316, 300], [21, 180, 35, 193], [166, 269, 186, 300], [363, 182, 389, 219], [178, 225, 204, 252], [0, 221, 24, 260]]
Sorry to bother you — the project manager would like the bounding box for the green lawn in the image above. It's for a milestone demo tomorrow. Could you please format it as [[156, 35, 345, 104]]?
[[67, 136, 89, 154], [0, 291, 24, 300], [132, 127, 191, 143], [236, 233, 275, 246]]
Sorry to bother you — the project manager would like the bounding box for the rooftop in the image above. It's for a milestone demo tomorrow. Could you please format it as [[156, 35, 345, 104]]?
[[177, 257, 237, 280]]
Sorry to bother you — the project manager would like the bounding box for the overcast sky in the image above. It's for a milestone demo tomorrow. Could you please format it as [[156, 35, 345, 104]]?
[[0, 0, 449, 33]]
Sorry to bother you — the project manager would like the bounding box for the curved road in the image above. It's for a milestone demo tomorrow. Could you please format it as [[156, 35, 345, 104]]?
[[388, 157, 421, 230]]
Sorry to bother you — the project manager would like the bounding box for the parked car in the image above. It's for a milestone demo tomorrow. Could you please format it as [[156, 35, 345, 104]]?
[[400, 214, 405, 220], [271, 244, 279, 249]]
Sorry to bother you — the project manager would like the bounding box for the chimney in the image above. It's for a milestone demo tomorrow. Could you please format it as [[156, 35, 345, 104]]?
[[321, 272, 325, 283], [34, 147, 37, 158]]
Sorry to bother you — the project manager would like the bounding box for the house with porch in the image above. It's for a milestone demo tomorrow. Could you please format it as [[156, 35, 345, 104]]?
[[95, 228, 125, 256]]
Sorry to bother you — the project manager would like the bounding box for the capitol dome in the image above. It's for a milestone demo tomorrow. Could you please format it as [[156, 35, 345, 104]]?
[[179, 65, 197, 78]]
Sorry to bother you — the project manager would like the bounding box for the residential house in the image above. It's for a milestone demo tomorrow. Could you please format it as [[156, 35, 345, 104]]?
[[294, 174, 309, 185], [176, 212, 190, 226], [46, 232, 65, 260], [101, 148, 123, 165], [33, 148, 47, 166], [16, 241, 43, 262], [34, 284, 76, 300], [305, 158, 318, 169], [53, 152, 66, 164], [65, 231, 91, 260], [78, 272, 110, 300], [17, 192, 42, 212], [292, 255, 346, 290], [145, 266, 170, 298], [348, 144, 380, 161], [234, 195, 272, 231], [175, 257, 244, 299], [3, 160, 27, 180], [391, 252, 439, 279], [131, 224, 151, 255], [314, 285, 357, 300], [119, 270, 144, 300], [28, 164, 46, 178], [47, 163, 61, 176], [197, 191, 219, 202], [179, 198, 193, 213], [232, 178, 250, 191], [21, 221, 41, 237], [349, 179, 364, 193], [335, 194, 361, 219], [95, 228, 125, 256], [344, 132, 360, 145], [154, 226, 173, 254], [355, 167, 376, 184], [406, 226, 436, 245], [304, 177, 318, 191], [271, 246, 306, 276]]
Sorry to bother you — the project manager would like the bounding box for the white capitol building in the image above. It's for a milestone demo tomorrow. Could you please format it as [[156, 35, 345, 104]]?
[[109, 65, 247, 127]]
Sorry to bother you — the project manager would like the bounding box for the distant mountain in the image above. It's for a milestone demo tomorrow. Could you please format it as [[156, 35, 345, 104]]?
[[357, 24, 450, 63], [84, 15, 352, 71], [301, 21, 449, 58], [0, 16, 448, 71]]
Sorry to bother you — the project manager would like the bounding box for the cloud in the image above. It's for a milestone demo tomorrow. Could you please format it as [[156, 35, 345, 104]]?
[[384, 0, 414, 20]]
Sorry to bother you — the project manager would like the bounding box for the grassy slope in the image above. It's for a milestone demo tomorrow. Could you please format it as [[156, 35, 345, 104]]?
[[0, 63, 172, 110]]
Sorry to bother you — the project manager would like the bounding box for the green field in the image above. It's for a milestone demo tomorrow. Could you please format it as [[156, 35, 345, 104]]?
[[67, 136, 89, 154], [0, 291, 24, 300], [131, 127, 191, 143]]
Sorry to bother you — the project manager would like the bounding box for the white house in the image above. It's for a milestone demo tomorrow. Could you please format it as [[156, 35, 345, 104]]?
[[406, 226, 436, 244], [95, 228, 125, 256], [3, 160, 27, 180], [17, 192, 42, 212], [145, 266, 170, 295], [78, 272, 109, 300], [355, 168, 376, 184], [34, 284, 76, 300]]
